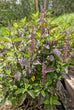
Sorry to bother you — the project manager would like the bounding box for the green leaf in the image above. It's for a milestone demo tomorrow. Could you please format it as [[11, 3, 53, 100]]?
[[13, 23, 18, 28], [50, 96, 53, 105], [46, 12, 50, 16], [32, 53, 37, 59], [44, 104, 50, 110], [0, 37, 11, 42], [8, 95, 13, 100], [43, 100, 50, 104], [53, 100, 61, 105], [27, 90, 35, 99], [0, 90, 2, 95], [33, 83, 38, 86], [1, 98, 6, 104], [18, 94, 26, 105], [12, 99, 16, 106], [6, 30, 10, 35], [2, 59, 15, 64], [0, 44, 4, 49], [23, 17, 26, 22], [25, 83, 28, 91], [41, 90, 46, 97], [6, 69, 11, 75], [15, 88, 24, 95], [12, 38, 25, 42], [34, 89, 40, 93], [12, 85, 17, 89]]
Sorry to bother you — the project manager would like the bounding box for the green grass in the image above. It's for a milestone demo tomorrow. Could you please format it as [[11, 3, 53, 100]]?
[[52, 13, 74, 30], [0, 26, 8, 37]]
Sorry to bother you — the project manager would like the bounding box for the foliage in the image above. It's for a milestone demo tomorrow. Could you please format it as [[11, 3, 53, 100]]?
[[0, 0, 34, 26], [0, 10, 74, 109], [52, 13, 74, 28], [52, 0, 74, 16], [0, 27, 8, 37]]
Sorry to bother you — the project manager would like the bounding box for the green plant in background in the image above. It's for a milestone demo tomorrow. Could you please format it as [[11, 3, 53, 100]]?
[[0, 9, 73, 110], [0, 0, 35, 26]]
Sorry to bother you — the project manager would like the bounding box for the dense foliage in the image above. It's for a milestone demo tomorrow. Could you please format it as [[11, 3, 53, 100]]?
[[0, 10, 74, 110]]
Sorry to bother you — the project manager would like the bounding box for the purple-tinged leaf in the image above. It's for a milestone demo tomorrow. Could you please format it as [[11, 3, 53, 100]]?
[[33, 60, 41, 65], [20, 95, 26, 106], [70, 52, 74, 57], [0, 65, 3, 68], [38, 50, 41, 54], [53, 49, 61, 59], [45, 67, 55, 73], [37, 18, 40, 22], [21, 33, 24, 37], [47, 55, 54, 61], [26, 68, 31, 74], [19, 59, 29, 67], [27, 40, 31, 44], [46, 40, 52, 45], [47, 89, 53, 94], [0, 53, 3, 57], [57, 80, 62, 91], [18, 30, 21, 35], [44, 34, 49, 37], [27, 90, 35, 98], [14, 72, 21, 81], [39, 95, 44, 105], [6, 58, 15, 61], [43, 44, 49, 49], [27, 35, 31, 39], [65, 75, 71, 80], [64, 66, 68, 74], [21, 28, 25, 32], [71, 67, 74, 71]]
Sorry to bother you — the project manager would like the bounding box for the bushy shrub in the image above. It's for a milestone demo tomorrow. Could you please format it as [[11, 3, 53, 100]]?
[[0, 10, 73, 109]]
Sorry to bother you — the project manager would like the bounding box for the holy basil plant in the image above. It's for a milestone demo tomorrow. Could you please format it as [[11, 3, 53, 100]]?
[[0, 10, 72, 109]]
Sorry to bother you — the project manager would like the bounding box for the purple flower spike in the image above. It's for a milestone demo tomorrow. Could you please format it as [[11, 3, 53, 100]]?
[[42, 62, 46, 87], [31, 25, 34, 55], [63, 30, 71, 62]]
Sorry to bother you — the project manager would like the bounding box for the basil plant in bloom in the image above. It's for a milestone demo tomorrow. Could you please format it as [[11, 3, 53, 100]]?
[[0, 10, 72, 109]]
